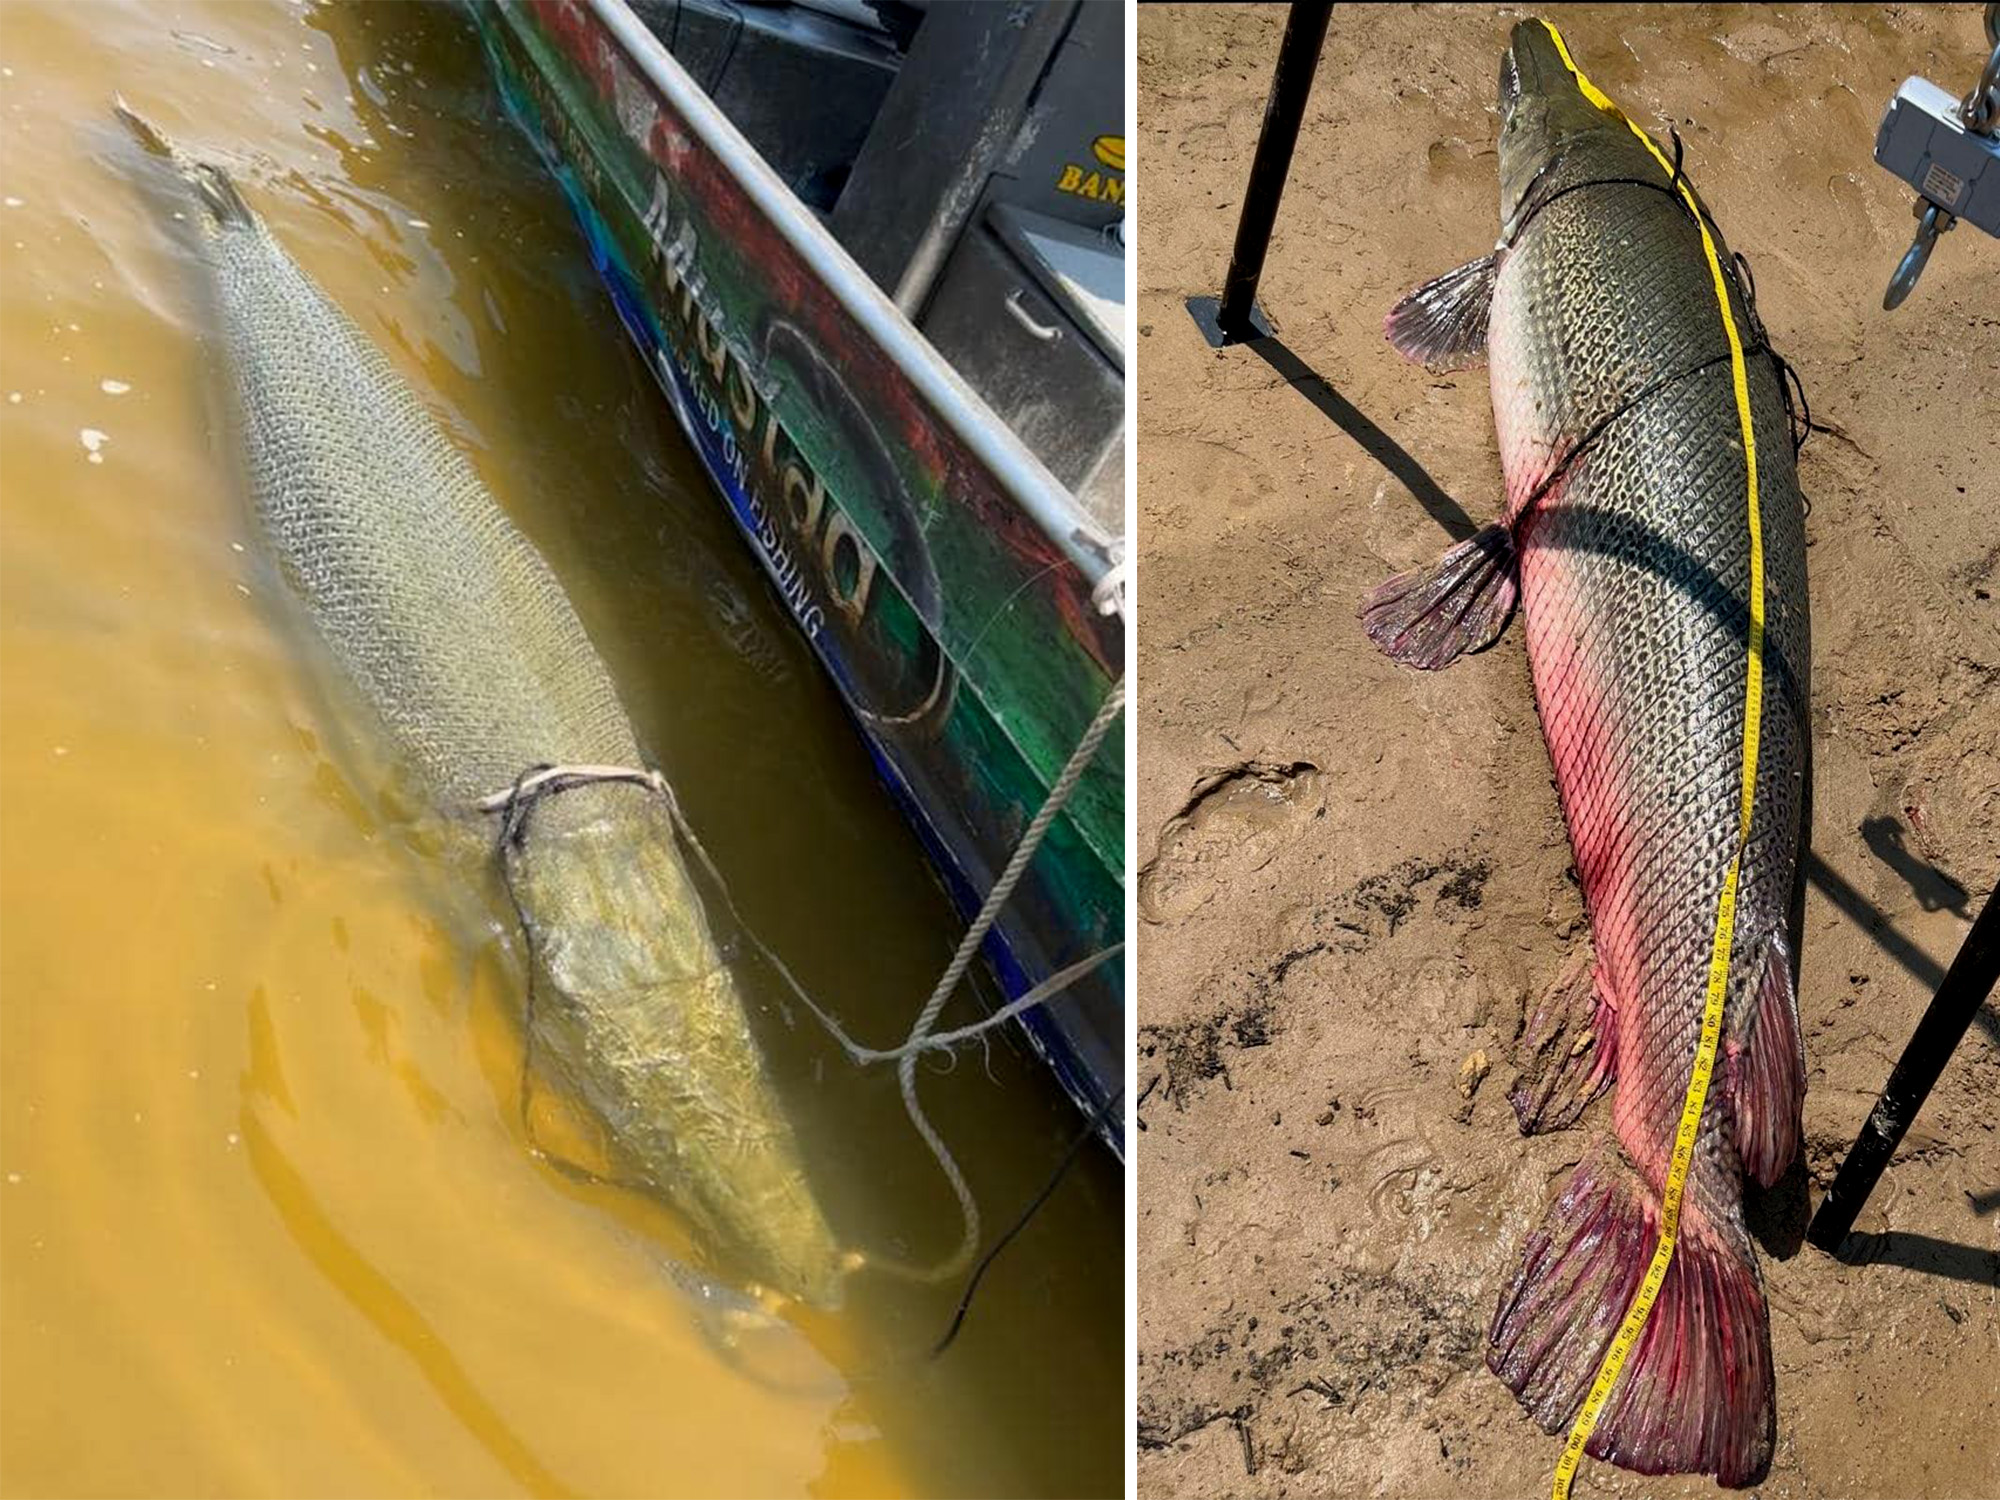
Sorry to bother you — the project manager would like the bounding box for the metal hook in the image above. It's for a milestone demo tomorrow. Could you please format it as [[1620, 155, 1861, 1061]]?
[[1878, 4, 1997, 308], [1966, 5, 2000, 132], [1883, 200, 1956, 310]]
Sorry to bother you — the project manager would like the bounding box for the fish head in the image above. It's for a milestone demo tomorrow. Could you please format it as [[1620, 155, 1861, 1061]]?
[[1497, 20, 1646, 221], [512, 792, 849, 1308]]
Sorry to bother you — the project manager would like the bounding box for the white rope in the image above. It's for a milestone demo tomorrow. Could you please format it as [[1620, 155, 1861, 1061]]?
[[473, 763, 665, 812], [817, 945, 1122, 1064], [893, 674, 1127, 1063]]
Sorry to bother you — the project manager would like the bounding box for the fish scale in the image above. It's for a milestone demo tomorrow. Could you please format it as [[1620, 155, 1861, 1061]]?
[[209, 215, 641, 809], [1364, 20, 1811, 1488]]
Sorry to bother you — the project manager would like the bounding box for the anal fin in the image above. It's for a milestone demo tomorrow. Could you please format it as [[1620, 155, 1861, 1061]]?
[[1359, 522, 1518, 671], [1724, 931, 1806, 1186], [1507, 949, 1617, 1135], [1385, 253, 1496, 371]]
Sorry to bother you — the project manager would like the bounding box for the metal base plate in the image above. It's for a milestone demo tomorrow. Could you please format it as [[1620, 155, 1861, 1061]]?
[[1185, 294, 1272, 348]]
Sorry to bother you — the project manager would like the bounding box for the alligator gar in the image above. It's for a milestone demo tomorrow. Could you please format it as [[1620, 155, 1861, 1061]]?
[[1360, 21, 1811, 1488], [117, 101, 845, 1307]]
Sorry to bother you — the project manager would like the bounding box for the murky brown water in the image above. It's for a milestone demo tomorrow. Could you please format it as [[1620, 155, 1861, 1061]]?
[[0, 3, 1119, 1495]]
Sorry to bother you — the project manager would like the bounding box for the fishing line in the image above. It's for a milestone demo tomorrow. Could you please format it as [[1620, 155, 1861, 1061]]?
[[1729, 247, 1767, 346], [930, 1084, 1123, 1358], [1513, 346, 1747, 526], [1719, 247, 1822, 459], [1502, 157, 1819, 474], [491, 759, 561, 1158], [1502, 174, 1699, 249], [489, 761, 650, 1193]]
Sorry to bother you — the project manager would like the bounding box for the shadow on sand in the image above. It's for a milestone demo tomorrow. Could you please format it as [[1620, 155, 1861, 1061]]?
[[1245, 332, 1480, 542], [1828, 1228, 1999, 1290]]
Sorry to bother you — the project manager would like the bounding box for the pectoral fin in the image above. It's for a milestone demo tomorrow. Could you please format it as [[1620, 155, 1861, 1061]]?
[[1384, 253, 1497, 371]]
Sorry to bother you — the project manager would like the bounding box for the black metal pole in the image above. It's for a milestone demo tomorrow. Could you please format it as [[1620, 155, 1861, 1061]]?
[[1806, 883, 2000, 1252], [1187, 0, 1333, 346]]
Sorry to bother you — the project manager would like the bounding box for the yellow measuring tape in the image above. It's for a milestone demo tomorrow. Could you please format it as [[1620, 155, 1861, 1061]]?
[[1534, 21, 1766, 1500]]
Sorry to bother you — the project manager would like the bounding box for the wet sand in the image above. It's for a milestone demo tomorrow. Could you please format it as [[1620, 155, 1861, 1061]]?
[[1135, 5, 1997, 1497]]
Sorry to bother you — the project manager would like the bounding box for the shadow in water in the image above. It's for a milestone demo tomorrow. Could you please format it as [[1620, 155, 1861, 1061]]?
[[1859, 815, 1971, 917], [1245, 334, 1479, 542], [1828, 1229, 2000, 1289], [242, 1104, 579, 1499]]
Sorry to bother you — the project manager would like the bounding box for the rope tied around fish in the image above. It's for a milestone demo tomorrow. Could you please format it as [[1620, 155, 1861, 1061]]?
[[1499, 125, 1822, 465], [479, 674, 1126, 1342]]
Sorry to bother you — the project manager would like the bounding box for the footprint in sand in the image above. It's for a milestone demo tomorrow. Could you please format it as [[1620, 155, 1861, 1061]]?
[[1139, 759, 1322, 924]]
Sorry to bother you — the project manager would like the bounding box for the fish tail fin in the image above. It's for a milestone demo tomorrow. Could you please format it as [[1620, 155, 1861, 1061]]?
[[1359, 521, 1519, 670], [1488, 1143, 1774, 1487], [113, 96, 256, 229]]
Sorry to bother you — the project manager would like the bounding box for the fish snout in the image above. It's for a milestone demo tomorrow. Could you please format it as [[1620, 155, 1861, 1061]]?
[[1499, 32, 1523, 116], [1503, 19, 1572, 105], [1498, 22, 1563, 161]]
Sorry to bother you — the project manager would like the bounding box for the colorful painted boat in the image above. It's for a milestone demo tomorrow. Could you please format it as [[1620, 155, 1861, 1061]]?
[[470, 0, 1126, 1144]]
